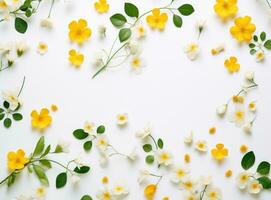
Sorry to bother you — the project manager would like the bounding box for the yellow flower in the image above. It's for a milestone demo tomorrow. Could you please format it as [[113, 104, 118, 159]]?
[[144, 184, 157, 200], [184, 153, 190, 163], [195, 140, 208, 152], [224, 56, 240, 73], [146, 8, 168, 31], [51, 104, 58, 112], [102, 176, 109, 184], [230, 16, 256, 42], [116, 113, 128, 125], [209, 127, 216, 135], [69, 49, 84, 67], [162, 197, 170, 200], [240, 145, 248, 153], [94, 0, 109, 14], [211, 143, 228, 161], [36, 186, 46, 197], [232, 95, 244, 104], [7, 149, 29, 171], [68, 19, 92, 45], [31, 108, 52, 130], [214, 0, 238, 20], [225, 169, 233, 177], [37, 42, 48, 55]]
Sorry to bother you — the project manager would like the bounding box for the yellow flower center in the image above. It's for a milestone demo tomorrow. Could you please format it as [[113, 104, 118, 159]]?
[[235, 111, 244, 120]]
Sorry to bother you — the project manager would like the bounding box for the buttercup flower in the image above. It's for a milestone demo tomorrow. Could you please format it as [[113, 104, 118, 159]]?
[[36, 186, 46, 197], [170, 165, 189, 183], [69, 49, 84, 67], [224, 56, 240, 73], [209, 127, 216, 135], [184, 42, 199, 61], [37, 42, 48, 55], [84, 121, 95, 134], [51, 104, 58, 112], [225, 169, 233, 177], [180, 177, 197, 191], [97, 188, 113, 200], [144, 184, 157, 200], [230, 16, 256, 42], [205, 187, 222, 200], [248, 101, 256, 112], [31, 108, 52, 130], [211, 143, 228, 161], [2, 90, 20, 110], [116, 113, 128, 126], [146, 8, 168, 31], [240, 145, 248, 153], [247, 180, 262, 194], [111, 184, 129, 197], [229, 106, 246, 126], [195, 140, 208, 152], [156, 149, 172, 166], [68, 19, 92, 45], [255, 51, 264, 62], [7, 149, 29, 171], [232, 95, 244, 104], [214, 0, 238, 20], [184, 153, 190, 163], [236, 172, 251, 189], [130, 56, 145, 74], [96, 135, 109, 151], [102, 176, 109, 184], [94, 0, 109, 14], [40, 18, 53, 29]]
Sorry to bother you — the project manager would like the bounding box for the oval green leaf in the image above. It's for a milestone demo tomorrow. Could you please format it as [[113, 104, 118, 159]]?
[[264, 40, 271, 50], [97, 125, 105, 134], [241, 151, 255, 170], [157, 138, 164, 149], [260, 32, 266, 41], [145, 155, 154, 164], [258, 176, 271, 189], [83, 141, 93, 151], [73, 129, 89, 139], [124, 3, 139, 18], [173, 14, 183, 28], [119, 28, 132, 42], [56, 172, 67, 188], [143, 144, 152, 152], [12, 113, 23, 121], [110, 13, 127, 28], [178, 4, 194, 16], [74, 166, 91, 174], [33, 165, 49, 186], [0, 113, 5, 120], [257, 161, 270, 175], [33, 136, 45, 156], [15, 17, 28, 34], [4, 118, 12, 128], [81, 195, 93, 200]]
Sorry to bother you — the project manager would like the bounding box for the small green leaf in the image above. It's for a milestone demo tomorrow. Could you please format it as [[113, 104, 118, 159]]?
[[258, 176, 271, 189], [250, 49, 256, 55], [12, 113, 23, 121], [157, 139, 164, 149], [241, 151, 255, 170], [0, 108, 4, 113], [257, 161, 270, 175], [83, 141, 92, 151], [173, 14, 183, 28], [260, 32, 266, 41], [4, 118, 12, 128], [56, 172, 67, 188], [97, 125, 105, 134], [81, 195, 93, 200], [119, 28, 132, 42], [7, 173, 17, 187], [54, 144, 63, 153], [74, 166, 91, 174], [264, 40, 271, 50], [33, 165, 49, 186], [15, 17, 28, 34], [73, 129, 89, 139], [253, 35, 258, 42], [33, 136, 45, 156], [124, 3, 139, 18], [25, 9, 32, 17], [143, 144, 152, 152], [145, 155, 154, 164], [249, 43, 255, 48], [40, 145, 51, 157], [0, 113, 5, 120], [3, 101, 10, 109], [110, 14, 127, 27], [39, 159, 52, 169], [178, 4, 194, 16]]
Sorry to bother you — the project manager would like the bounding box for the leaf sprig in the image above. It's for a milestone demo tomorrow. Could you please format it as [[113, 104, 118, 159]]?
[[249, 31, 271, 56]]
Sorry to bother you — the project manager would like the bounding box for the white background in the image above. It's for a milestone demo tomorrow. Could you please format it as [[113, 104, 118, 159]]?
[[1, 0, 271, 199]]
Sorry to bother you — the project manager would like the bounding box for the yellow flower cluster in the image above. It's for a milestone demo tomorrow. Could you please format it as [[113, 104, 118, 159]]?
[[146, 9, 168, 31]]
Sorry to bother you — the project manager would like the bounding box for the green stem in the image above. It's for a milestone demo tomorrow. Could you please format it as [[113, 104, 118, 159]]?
[[48, 0, 55, 18], [149, 135, 158, 149], [17, 76, 26, 97], [0, 172, 14, 185], [200, 185, 208, 200]]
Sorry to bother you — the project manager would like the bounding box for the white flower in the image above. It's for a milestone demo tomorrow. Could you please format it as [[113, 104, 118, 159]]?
[[130, 56, 145, 74], [243, 122, 252, 134], [16, 40, 28, 56], [180, 177, 197, 192], [184, 131, 193, 145], [37, 42, 48, 55], [2, 90, 20, 110], [15, 195, 34, 200], [127, 148, 137, 161], [200, 175, 212, 186], [40, 18, 53, 29], [216, 104, 227, 117], [116, 113, 128, 126], [135, 23, 146, 39], [71, 175, 81, 184], [96, 188, 113, 200], [111, 183, 129, 197], [35, 186, 46, 198], [137, 170, 150, 184], [96, 135, 109, 151], [56, 138, 70, 153], [99, 151, 109, 167], [195, 140, 208, 152], [236, 172, 251, 190], [183, 192, 197, 200], [184, 42, 199, 61], [84, 121, 95, 134], [156, 149, 172, 166], [205, 187, 222, 200], [98, 25, 106, 39], [247, 180, 262, 194], [196, 19, 206, 33], [255, 51, 264, 62], [135, 123, 152, 139], [229, 106, 246, 127], [244, 71, 255, 81], [170, 165, 190, 183], [248, 101, 257, 112], [5, 52, 16, 66], [93, 52, 105, 68], [126, 40, 141, 56]]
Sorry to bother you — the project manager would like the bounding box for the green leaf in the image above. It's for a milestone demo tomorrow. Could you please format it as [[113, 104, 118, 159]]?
[[124, 3, 139, 18], [56, 172, 67, 188], [12, 113, 23, 121], [178, 4, 194, 16], [253, 35, 258, 42], [264, 40, 271, 50], [173, 14, 183, 28], [54, 144, 63, 153], [41, 145, 51, 157], [0, 108, 4, 113], [241, 151, 255, 170], [143, 144, 152, 152], [73, 129, 89, 139], [33, 165, 49, 186], [4, 118, 12, 128], [157, 139, 164, 149], [250, 49, 256, 55], [83, 141, 92, 151], [39, 159, 52, 169], [81, 195, 93, 200], [3, 101, 10, 109], [0, 113, 5, 120], [15, 17, 28, 34], [25, 9, 32, 17], [110, 14, 127, 27], [97, 125, 105, 134], [258, 176, 271, 189], [7, 173, 17, 187], [74, 166, 90, 174], [119, 28, 132, 42], [33, 136, 45, 156], [249, 43, 255, 48], [260, 32, 266, 41], [257, 161, 270, 175], [145, 155, 154, 164]]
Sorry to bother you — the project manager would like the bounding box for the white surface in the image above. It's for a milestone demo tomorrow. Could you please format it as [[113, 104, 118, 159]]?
[[1, 0, 271, 199]]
